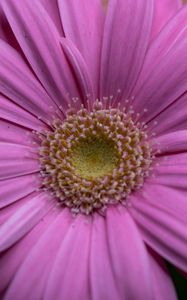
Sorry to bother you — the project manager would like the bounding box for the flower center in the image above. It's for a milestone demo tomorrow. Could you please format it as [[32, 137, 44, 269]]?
[[39, 101, 153, 214], [71, 136, 118, 179]]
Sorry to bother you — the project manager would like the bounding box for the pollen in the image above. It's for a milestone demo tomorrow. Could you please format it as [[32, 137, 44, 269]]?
[[39, 100, 153, 215]]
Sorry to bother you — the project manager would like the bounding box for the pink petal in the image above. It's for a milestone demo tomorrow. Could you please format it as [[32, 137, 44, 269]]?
[[0, 95, 47, 131], [0, 119, 31, 145], [151, 0, 181, 41], [0, 207, 60, 293], [148, 248, 177, 300], [149, 155, 187, 189], [0, 40, 59, 123], [58, 0, 104, 97], [89, 213, 119, 300], [0, 142, 39, 180], [0, 192, 54, 252], [60, 38, 94, 105], [4, 209, 72, 300], [134, 6, 187, 92], [2, 0, 82, 110], [100, 0, 153, 100], [130, 183, 187, 273], [156, 152, 187, 166], [153, 130, 187, 154], [0, 193, 36, 226], [0, 174, 39, 209], [0, 3, 19, 49], [44, 215, 91, 300], [132, 6, 187, 123], [39, 0, 64, 35], [90, 208, 153, 300], [148, 93, 187, 136]]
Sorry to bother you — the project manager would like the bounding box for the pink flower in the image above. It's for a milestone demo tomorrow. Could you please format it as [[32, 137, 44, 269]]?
[[0, 0, 186, 299]]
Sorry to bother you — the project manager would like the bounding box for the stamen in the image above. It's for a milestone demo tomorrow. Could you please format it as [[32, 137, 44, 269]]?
[[38, 100, 153, 215]]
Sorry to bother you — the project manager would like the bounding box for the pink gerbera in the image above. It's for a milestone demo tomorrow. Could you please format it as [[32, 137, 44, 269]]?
[[0, 0, 187, 299]]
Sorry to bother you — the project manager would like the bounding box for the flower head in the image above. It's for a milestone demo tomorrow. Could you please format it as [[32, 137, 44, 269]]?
[[39, 101, 153, 214], [0, 0, 187, 299]]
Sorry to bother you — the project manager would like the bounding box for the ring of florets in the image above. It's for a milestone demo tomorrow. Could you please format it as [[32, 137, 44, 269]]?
[[39, 100, 153, 215]]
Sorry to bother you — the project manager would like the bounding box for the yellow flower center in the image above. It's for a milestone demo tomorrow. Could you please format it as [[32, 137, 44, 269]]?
[[71, 136, 118, 179], [39, 101, 153, 215]]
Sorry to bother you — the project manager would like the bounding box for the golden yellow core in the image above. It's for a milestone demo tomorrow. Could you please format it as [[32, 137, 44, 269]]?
[[71, 136, 118, 179]]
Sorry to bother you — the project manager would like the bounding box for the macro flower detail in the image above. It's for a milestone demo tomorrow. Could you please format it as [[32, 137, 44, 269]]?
[[0, 0, 187, 299], [39, 101, 153, 214]]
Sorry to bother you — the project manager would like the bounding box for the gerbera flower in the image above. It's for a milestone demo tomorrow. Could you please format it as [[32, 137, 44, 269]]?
[[0, 0, 187, 299]]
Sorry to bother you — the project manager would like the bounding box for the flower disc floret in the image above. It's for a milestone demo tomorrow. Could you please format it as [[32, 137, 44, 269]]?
[[39, 101, 153, 214]]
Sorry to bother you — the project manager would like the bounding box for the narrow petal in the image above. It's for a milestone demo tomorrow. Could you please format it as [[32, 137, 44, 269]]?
[[2, 0, 81, 109], [148, 248, 177, 300], [153, 130, 187, 155], [106, 208, 153, 300], [151, 0, 181, 41], [0, 174, 39, 209], [0, 192, 54, 252], [130, 184, 187, 273], [132, 7, 187, 123], [0, 119, 31, 145], [0, 207, 60, 293], [134, 6, 187, 93], [4, 209, 72, 300], [0, 193, 36, 226], [39, 0, 63, 35], [156, 152, 187, 166], [0, 4, 9, 41], [149, 155, 187, 189], [60, 38, 94, 105], [100, 0, 153, 99], [44, 215, 91, 300], [148, 93, 187, 136], [0, 40, 59, 123], [0, 3, 19, 49], [90, 209, 153, 300], [58, 0, 104, 96], [89, 214, 119, 300], [0, 143, 39, 180], [0, 95, 47, 131]]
